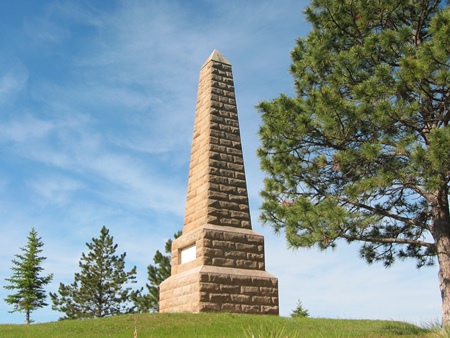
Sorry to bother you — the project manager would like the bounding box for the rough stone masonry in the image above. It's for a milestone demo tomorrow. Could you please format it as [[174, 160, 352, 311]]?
[[159, 50, 279, 314]]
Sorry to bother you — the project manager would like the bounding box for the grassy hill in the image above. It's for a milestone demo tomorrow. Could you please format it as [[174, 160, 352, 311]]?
[[0, 313, 438, 337]]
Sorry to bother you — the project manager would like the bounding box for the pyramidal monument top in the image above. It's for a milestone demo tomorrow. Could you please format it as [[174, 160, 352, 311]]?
[[159, 50, 279, 315], [202, 49, 231, 66]]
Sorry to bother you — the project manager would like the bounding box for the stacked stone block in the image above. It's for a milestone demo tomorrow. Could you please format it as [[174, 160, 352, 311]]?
[[159, 266, 278, 314], [170, 225, 265, 276], [159, 50, 279, 315], [198, 266, 279, 314]]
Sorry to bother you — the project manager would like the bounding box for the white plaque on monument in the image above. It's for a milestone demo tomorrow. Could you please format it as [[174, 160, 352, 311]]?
[[180, 245, 196, 264]]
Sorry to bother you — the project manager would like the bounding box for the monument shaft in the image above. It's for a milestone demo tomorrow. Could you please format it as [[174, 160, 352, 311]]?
[[184, 50, 251, 233]]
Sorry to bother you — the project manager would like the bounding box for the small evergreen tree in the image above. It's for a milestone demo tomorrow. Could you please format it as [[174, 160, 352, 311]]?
[[290, 299, 309, 318], [4, 227, 53, 324], [50, 226, 138, 320], [133, 231, 181, 312]]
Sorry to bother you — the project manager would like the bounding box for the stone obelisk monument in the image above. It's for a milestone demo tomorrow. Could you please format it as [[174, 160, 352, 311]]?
[[159, 50, 279, 314]]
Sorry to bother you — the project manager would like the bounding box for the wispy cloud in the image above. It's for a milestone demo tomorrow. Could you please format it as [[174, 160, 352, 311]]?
[[0, 114, 55, 143], [27, 174, 85, 206], [0, 62, 28, 105], [24, 17, 70, 44]]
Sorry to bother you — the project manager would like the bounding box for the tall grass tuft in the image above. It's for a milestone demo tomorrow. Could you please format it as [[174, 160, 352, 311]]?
[[428, 323, 450, 338], [243, 325, 300, 338]]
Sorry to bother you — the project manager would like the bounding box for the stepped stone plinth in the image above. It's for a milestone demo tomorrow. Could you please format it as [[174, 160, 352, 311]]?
[[159, 50, 279, 315]]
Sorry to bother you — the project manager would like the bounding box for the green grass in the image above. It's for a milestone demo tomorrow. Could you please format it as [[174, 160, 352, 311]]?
[[0, 313, 434, 338]]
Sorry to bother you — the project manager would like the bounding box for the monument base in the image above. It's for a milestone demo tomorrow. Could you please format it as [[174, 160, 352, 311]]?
[[159, 265, 278, 314], [159, 224, 279, 314]]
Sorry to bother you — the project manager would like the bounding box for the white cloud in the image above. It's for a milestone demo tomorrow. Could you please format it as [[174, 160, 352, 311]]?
[[27, 174, 85, 206], [0, 63, 28, 105], [24, 16, 70, 44], [23, 0, 104, 45], [80, 151, 187, 214], [0, 114, 55, 143]]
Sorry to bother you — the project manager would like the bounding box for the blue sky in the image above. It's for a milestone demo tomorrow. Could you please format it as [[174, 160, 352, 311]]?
[[0, 0, 441, 325]]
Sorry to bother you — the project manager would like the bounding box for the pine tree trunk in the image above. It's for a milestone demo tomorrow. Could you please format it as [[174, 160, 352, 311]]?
[[432, 195, 450, 327], [438, 241, 450, 327], [26, 309, 30, 325]]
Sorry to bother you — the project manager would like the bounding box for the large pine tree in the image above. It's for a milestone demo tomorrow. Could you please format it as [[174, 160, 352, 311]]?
[[4, 228, 53, 324], [133, 231, 181, 312], [50, 226, 138, 319], [257, 0, 450, 326]]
